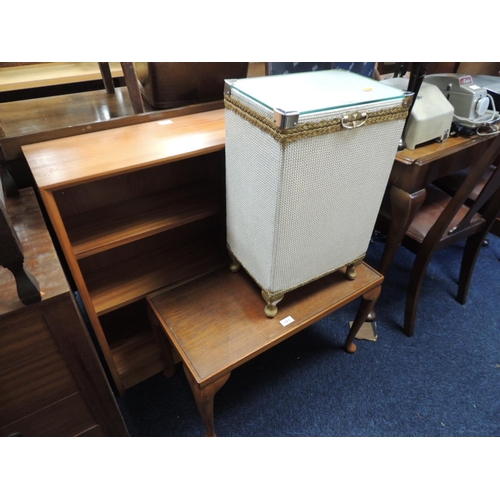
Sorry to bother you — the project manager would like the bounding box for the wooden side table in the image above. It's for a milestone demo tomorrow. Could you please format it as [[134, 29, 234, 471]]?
[[147, 262, 383, 436]]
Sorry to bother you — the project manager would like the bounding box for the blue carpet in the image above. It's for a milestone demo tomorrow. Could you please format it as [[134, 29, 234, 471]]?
[[117, 233, 500, 437]]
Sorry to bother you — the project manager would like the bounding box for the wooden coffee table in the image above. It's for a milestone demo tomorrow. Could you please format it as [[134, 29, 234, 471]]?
[[147, 262, 383, 436]]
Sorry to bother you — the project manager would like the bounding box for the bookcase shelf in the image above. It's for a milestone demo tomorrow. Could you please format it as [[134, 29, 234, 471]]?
[[85, 230, 227, 316], [65, 183, 222, 259]]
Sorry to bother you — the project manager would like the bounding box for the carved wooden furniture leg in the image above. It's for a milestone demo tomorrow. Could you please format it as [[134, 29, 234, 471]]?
[[261, 289, 285, 318], [0, 162, 18, 198], [379, 186, 427, 278], [404, 246, 436, 337], [183, 366, 231, 437], [457, 232, 483, 305], [97, 62, 115, 94], [344, 285, 382, 354], [368, 186, 426, 324], [1, 201, 41, 305], [5, 262, 41, 305], [120, 63, 146, 114], [147, 305, 176, 378]]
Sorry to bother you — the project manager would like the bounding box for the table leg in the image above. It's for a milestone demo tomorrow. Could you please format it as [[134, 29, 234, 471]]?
[[344, 284, 382, 354], [378, 185, 426, 277], [1, 161, 19, 198], [148, 306, 176, 378], [183, 366, 231, 437]]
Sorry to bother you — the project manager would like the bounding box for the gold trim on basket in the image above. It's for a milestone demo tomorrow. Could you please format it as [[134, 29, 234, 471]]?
[[224, 94, 409, 145]]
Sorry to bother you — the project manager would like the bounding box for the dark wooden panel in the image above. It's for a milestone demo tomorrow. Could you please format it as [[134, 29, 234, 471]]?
[[77, 425, 104, 437], [0, 350, 79, 427], [0, 307, 59, 372], [0, 393, 96, 437]]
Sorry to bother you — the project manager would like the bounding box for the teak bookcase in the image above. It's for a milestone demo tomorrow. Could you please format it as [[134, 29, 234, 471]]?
[[23, 109, 227, 395]]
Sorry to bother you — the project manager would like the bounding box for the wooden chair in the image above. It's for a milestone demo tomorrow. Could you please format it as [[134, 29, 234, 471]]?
[[98, 62, 146, 114], [434, 162, 500, 238], [377, 134, 500, 337]]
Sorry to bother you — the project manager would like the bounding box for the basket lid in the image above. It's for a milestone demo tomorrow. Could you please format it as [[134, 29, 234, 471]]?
[[225, 69, 408, 117]]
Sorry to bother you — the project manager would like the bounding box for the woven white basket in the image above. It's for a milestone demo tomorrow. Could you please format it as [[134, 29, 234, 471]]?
[[224, 71, 409, 316]]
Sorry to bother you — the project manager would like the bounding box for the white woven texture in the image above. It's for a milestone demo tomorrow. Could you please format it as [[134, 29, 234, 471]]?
[[226, 102, 405, 295]]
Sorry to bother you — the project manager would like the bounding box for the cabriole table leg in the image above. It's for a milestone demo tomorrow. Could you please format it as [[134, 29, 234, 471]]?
[[344, 285, 382, 354], [183, 366, 231, 437]]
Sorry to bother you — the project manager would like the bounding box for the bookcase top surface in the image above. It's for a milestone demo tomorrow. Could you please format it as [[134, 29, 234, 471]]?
[[23, 109, 225, 190]]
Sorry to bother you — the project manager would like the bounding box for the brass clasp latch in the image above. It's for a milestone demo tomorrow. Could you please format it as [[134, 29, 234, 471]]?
[[341, 112, 368, 129]]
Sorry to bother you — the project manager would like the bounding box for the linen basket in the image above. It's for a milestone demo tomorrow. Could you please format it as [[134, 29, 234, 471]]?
[[224, 69, 411, 317]]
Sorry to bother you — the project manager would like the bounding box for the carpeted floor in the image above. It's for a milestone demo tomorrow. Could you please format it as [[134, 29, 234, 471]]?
[[116, 232, 500, 437]]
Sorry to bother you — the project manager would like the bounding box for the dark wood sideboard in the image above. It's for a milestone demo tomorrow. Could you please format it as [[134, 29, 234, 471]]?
[[0, 188, 128, 436]]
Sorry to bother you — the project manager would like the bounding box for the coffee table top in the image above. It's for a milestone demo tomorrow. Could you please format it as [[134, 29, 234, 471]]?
[[148, 263, 382, 387]]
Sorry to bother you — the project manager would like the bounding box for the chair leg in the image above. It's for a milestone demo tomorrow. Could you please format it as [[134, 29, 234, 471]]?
[[457, 231, 489, 305], [457, 235, 480, 305], [404, 249, 435, 337], [98, 62, 115, 94], [120, 62, 146, 114], [378, 186, 426, 277]]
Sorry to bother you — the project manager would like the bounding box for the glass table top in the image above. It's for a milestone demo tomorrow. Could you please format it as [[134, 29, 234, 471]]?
[[227, 69, 408, 114]]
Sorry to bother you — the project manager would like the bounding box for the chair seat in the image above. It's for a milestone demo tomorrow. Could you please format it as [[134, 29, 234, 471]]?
[[407, 184, 484, 243]]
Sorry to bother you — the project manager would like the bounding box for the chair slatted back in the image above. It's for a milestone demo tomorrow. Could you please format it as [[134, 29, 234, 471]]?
[[424, 134, 500, 247]]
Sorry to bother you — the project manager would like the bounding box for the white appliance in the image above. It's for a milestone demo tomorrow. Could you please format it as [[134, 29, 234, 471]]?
[[424, 73, 499, 127], [382, 77, 454, 150]]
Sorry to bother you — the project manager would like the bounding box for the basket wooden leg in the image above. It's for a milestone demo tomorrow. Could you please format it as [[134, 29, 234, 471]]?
[[184, 366, 230, 437], [345, 256, 365, 281], [228, 248, 241, 273], [261, 290, 285, 318], [345, 263, 357, 280]]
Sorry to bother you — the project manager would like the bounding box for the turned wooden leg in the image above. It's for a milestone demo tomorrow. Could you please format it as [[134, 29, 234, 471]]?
[[147, 305, 176, 378], [183, 366, 230, 437], [344, 285, 382, 354], [98, 62, 115, 93], [120, 62, 145, 114], [261, 289, 285, 318], [6, 262, 41, 305]]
